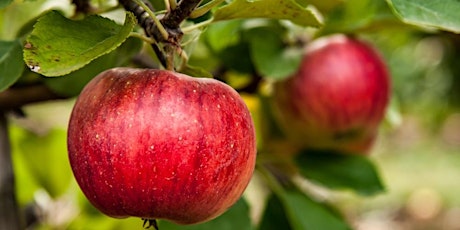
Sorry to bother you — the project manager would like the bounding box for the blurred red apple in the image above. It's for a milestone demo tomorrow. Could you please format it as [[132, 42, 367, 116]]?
[[67, 68, 257, 224], [272, 34, 390, 154]]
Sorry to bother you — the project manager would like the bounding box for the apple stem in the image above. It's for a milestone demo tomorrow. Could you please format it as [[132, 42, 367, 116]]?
[[120, 0, 203, 70], [142, 218, 159, 230]]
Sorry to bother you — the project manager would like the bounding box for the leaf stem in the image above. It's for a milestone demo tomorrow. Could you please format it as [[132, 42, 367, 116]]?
[[181, 18, 213, 33], [129, 32, 155, 44], [167, 0, 177, 10], [177, 47, 189, 71], [189, 0, 225, 18], [256, 163, 285, 196]]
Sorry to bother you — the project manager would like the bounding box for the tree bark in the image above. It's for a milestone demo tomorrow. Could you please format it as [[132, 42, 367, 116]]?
[[0, 112, 21, 230]]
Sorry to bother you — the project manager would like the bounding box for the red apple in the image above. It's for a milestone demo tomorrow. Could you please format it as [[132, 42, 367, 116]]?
[[67, 68, 257, 224], [272, 34, 390, 154]]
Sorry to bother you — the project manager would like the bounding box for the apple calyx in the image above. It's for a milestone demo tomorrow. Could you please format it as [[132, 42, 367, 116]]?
[[142, 218, 158, 230]]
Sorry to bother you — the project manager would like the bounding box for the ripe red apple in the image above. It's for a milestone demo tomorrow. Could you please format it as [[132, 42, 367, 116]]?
[[67, 68, 257, 225], [272, 34, 390, 154]]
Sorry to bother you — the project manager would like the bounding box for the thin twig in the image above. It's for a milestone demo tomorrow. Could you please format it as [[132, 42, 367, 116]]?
[[161, 0, 202, 29], [132, 0, 169, 40]]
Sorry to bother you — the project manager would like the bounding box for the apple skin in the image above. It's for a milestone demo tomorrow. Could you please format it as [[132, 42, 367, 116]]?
[[67, 68, 257, 224], [272, 34, 390, 154]]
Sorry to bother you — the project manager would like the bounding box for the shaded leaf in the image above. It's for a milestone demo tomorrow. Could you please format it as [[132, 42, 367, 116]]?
[[219, 42, 255, 74], [160, 199, 253, 230], [0, 39, 24, 91], [0, 0, 13, 9], [23, 11, 136, 76], [387, 0, 460, 33], [213, 0, 321, 27], [296, 150, 385, 195], [247, 27, 302, 80], [258, 194, 292, 230], [279, 189, 352, 230]]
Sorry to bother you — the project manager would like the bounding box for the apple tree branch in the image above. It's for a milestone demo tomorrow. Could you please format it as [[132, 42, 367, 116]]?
[[0, 111, 22, 230]]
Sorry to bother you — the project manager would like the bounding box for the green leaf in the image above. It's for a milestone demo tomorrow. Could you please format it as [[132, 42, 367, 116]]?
[[23, 11, 136, 77], [387, 0, 460, 33], [10, 127, 41, 205], [13, 128, 72, 197], [0, 0, 74, 39], [296, 0, 342, 12], [279, 190, 352, 230], [296, 150, 385, 195], [258, 194, 292, 230], [0, 0, 13, 9], [247, 27, 302, 80], [44, 37, 142, 97], [0, 39, 24, 91], [180, 64, 214, 79], [219, 42, 255, 74], [160, 199, 254, 230], [204, 20, 243, 53], [203, 20, 255, 73], [320, 0, 375, 34], [213, 0, 321, 27]]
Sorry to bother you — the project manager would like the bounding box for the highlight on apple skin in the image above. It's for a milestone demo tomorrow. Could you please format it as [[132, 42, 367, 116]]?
[[67, 68, 257, 225], [272, 34, 391, 154]]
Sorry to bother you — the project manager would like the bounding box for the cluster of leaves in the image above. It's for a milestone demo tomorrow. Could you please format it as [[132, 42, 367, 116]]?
[[2, 0, 460, 229]]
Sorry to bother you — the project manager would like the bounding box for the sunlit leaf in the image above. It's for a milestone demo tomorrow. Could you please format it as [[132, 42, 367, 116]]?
[[23, 11, 136, 76], [387, 0, 460, 33], [296, 150, 385, 195], [204, 20, 243, 53], [0, 39, 24, 91], [14, 128, 72, 197], [296, 0, 343, 12], [213, 0, 321, 27], [44, 37, 142, 97]]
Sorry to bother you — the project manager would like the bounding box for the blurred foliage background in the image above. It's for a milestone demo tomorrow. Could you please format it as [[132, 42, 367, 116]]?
[[1, 0, 460, 229]]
